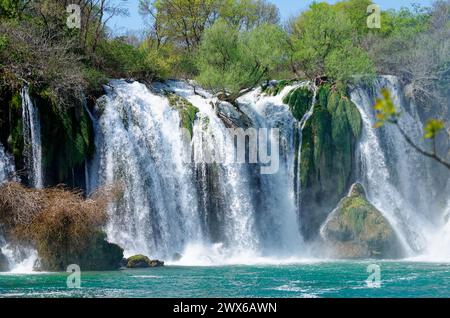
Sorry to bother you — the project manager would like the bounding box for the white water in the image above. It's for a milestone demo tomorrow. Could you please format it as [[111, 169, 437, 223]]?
[[350, 76, 449, 260], [0, 144, 14, 183], [21, 87, 43, 188], [0, 245, 37, 273], [92, 80, 306, 263]]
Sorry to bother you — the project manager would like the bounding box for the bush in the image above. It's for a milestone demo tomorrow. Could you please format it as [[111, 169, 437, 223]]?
[[95, 39, 158, 81], [0, 182, 123, 271]]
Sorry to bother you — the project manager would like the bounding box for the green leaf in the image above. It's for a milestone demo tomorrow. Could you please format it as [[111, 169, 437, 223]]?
[[424, 119, 445, 139]]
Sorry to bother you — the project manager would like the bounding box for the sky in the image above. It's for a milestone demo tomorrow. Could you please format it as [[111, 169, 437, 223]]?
[[108, 0, 434, 35]]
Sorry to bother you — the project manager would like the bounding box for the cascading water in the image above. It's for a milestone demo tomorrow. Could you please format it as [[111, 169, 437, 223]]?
[[89, 76, 448, 264], [92, 80, 306, 264], [93, 80, 202, 259], [350, 75, 448, 258], [21, 87, 43, 189], [294, 83, 317, 209], [0, 144, 36, 272], [0, 144, 14, 183]]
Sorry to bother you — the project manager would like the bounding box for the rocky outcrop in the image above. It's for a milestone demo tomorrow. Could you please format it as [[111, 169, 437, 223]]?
[[321, 183, 404, 259], [0, 251, 9, 272], [284, 84, 362, 240], [126, 254, 164, 268], [35, 232, 124, 272]]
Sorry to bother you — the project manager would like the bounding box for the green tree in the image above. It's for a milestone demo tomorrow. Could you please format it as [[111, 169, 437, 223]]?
[[196, 19, 287, 103], [289, 1, 374, 83]]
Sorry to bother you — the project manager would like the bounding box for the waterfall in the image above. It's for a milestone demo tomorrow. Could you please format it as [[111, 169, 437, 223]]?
[[92, 80, 305, 263], [21, 87, 43, 188], [93, 80, 202, 259], [0, 144, 14, 183], [350, 76, 446, 257]]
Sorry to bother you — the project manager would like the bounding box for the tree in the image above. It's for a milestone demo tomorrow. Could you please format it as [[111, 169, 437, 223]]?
[[219, 0, 280, 30], [289, 1, 374, 83], [196, 19, 287, 103], [365, 1, 450, 109], [139, 0, 281, 78]]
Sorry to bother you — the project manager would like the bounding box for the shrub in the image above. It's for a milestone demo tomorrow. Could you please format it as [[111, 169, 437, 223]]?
[[0, 182, 123, 271]]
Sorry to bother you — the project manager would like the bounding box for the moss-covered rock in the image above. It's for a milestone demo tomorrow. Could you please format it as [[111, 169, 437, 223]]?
[[284, 84, 363, 240], [33, 91, 95, 188], [167, 92, 199, 138], [321, 183, 404, 259], [0, 251, 9, 272], [126, 254, 164, 268], [283, 86, 313, 121], [35, 231, 124, 272]]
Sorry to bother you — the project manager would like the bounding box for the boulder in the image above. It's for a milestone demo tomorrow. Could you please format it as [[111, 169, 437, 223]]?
[[0, 251, 9, 272], [34, 231, 124, 271], [126, 254, 164, 268], [321, 183, 404, 259]]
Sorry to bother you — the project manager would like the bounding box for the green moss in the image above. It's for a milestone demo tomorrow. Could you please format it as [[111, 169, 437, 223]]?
[[345, 99, 362, 138], [283, 87, 313, 121], [291, 84, 364, 236], [7, 92, 24, 162], [327, 91, 340, 113], [317, 84, 331, 108], [126, 254, 152, 268], [167, 93, 199, 138], [36, 90, 95, 184]]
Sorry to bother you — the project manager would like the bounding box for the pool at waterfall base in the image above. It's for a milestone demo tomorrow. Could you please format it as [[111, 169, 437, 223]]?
[[1, 261, 449, 298]]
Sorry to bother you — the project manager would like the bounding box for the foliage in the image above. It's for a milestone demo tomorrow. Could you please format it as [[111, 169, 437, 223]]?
[[167, 93, 199, 138], [374, 89, 400, 128], [282, 87, 313, 121], [196, 19, 287, 102], [139, 0, 280, 78], [366, 2, 450, 109], [374, 89, 450, 170], [95, 39, 158, 81], [288, 1, 374, 83], [0, 182, 122, 271], [424, 119, 445, 140]]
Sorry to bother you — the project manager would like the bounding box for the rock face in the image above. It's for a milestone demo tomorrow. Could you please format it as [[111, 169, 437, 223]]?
[[126, 254, 164, 268], [284, 85, 362, 241], [0, 251, 9, 272], [321, 183, 404, 259]]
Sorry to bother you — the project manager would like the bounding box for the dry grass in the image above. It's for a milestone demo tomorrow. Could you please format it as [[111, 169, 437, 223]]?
[[0, 182, 121, 268]]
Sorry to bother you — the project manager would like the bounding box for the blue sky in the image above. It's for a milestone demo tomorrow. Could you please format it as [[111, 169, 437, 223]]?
[[109, 0, 433, 34]]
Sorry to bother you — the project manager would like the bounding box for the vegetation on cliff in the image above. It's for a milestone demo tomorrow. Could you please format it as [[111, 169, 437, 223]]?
[[283, 84, 362, 239], [167, 93, 199, 138]]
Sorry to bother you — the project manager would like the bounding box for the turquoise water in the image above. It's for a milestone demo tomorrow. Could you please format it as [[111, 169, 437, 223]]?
[[0, 261, 449, 298]]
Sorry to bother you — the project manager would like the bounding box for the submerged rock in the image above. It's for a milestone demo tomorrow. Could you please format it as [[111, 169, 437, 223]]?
[[172, 252, 183, 261], [0, 251, 9, 272], [126, 254, 164, 268], [321, 183, 404, 259]]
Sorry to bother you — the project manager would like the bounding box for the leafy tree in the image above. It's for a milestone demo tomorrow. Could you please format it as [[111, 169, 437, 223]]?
[[289, 1, 374, 83], [366, 2, 450, 109], [196, 19, 287, 103], [139, 0, 280, 78], [219, 0, 280, 30]]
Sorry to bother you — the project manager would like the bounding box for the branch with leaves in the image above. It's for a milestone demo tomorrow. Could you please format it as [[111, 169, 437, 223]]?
[[374, 89, 450, 170]]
